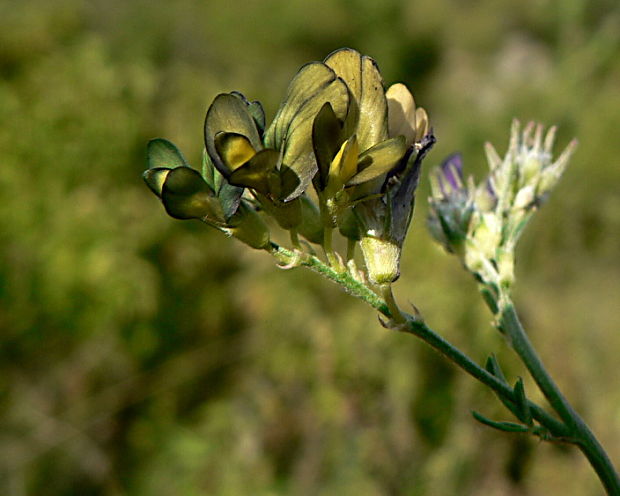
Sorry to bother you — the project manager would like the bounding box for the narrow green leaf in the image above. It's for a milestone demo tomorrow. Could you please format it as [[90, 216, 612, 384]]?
[[485, 354, 508, 384], [514, 378, 533, 426], [147, 138, 188, 169], [472, 411, 530, 433], [484, 355, 527, 421], [480, 287, 499, 314]]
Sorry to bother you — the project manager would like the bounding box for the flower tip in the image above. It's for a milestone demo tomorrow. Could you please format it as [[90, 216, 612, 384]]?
[[557, 138, 578, 163], [543, 125, 558, 151]]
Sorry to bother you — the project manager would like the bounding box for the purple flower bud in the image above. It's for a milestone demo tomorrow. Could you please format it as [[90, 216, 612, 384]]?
[[439, 153, 464, 193], [427, 152, 475, 254]]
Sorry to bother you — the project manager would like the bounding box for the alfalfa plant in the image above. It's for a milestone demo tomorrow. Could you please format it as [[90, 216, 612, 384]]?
[[143, 48, 619, 494]]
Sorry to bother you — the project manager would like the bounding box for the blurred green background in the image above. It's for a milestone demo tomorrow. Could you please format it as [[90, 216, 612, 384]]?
[[1, 0, 619, 494]]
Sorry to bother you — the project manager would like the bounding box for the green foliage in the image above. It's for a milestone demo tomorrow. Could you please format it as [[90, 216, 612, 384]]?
[[1, 0, 619, 494]]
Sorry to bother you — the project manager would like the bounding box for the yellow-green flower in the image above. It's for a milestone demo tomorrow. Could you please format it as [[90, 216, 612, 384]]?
[[203, 73, 347, 236], [311, 49, 412, 224], [304, 48, 435, 280], [143, 138, 270, 249]]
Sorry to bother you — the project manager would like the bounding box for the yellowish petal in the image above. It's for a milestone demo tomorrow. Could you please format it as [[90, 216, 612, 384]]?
[[339, 135, 360, 183], [326, 136, 359, 197], [386, 83, 417, 144], [214, 132, 257, 171], [347, 136, 406, 186], [414, 107, 429, 143], [324, 49, 388, 150]]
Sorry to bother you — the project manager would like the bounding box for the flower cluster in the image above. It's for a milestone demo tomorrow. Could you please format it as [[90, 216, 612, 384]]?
[[144, 48, 435, 286], [428, 120, 576, 293]]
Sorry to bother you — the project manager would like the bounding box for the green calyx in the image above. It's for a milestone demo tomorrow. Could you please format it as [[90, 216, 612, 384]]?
[[360, 236, 401, 285]]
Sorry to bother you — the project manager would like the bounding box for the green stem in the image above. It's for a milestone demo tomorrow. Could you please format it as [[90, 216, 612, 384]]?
[[380, 283, 405, 324], [498, 297, 619, 495], [267, 243, 568, 438], [398, 313, 568, 438], [269, 243, 386, 311], [290, 229, 301, 250], [323, 226, 340, 268], [346, 238, 357, 263]]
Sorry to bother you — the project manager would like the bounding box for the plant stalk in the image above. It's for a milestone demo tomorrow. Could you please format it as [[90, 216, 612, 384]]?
[[499, 298, 620, 495], [268, 243, 567, 437]]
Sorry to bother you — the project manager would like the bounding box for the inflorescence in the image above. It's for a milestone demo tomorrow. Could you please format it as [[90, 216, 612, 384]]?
[[143, 48, 576, 307], [144, 48, 435, 290]]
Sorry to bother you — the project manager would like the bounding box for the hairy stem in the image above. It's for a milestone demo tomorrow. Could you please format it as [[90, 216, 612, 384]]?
[[268, 243, 567, 437], [269, 242, 618, 493], [269, 243, 386, 311]]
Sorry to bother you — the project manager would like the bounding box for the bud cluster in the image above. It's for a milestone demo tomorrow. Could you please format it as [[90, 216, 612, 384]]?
[[144, 48, 435, 287], [428, 120, 576, 292]]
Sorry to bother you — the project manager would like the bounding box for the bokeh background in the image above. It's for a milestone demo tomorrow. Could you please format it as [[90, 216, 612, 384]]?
[[1, 0, 619, 494]]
